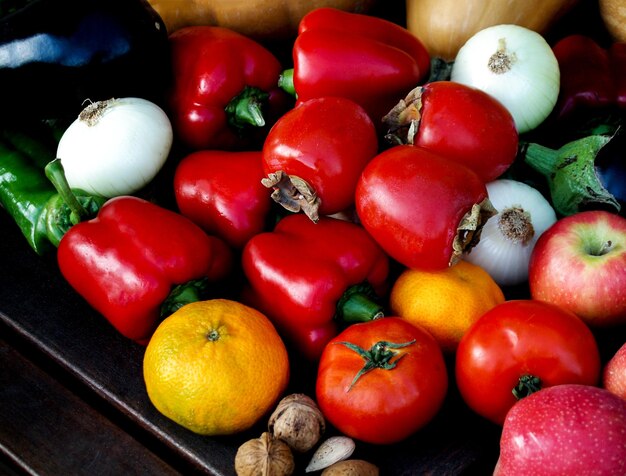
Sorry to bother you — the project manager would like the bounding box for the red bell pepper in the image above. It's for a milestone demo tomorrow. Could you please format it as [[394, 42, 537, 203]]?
[[57, 196, 233, 344], [168, 26, 291, 150], [241, 213, 390, 361], [174, 150, 273, 249], [280, 7, 430, 124], [552, 35, 626, 119]]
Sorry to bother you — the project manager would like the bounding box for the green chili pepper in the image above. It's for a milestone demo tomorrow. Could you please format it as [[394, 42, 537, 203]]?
[[0, 121, 105, 254]]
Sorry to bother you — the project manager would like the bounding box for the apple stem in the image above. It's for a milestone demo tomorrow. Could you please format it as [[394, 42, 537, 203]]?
[[512, 374, 542, 400], [598, 240, 613, 256]]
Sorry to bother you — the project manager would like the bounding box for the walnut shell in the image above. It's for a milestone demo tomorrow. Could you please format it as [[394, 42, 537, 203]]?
[[268, 393, 325, 452], [235, 432, 295, 476]]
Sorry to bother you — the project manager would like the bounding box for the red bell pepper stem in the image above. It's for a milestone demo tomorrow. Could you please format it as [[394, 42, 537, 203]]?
[[278, 68, 296, 97], [160, 277, 210, 318], [336, 283, 384, 324], [225, 86, 269, 129], [44, 158, 89, 224]]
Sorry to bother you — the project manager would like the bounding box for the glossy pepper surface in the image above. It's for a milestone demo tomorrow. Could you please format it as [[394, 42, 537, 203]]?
[[283, 7, 430, 123], [57, 196, 233, 344], [168, 26, 290, 150], [174, 150, 273, 249], [241, 213, 390, 361], [552, 35, 626, 119], [0, 122, 105, 255], [0, 0, 170, 122]]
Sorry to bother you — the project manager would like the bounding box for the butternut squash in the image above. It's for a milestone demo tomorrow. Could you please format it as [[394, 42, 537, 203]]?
[[599, 0, 626, 42], [147, 0, 377, 39], [405, 0, 578, 60]]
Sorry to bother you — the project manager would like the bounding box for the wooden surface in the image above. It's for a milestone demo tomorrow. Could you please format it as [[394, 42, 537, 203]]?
[[0, 1, 623, 475]]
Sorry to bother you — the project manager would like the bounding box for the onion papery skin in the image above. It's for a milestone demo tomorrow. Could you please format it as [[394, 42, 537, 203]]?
[[57, 97, 173, 198], [464, 179, 557, 286], [451, 24, 560, 134]]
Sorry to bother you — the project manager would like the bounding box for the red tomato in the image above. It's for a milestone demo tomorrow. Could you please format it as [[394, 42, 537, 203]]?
[[262, 97, 378, 221], [455, 300, 601, 425], [316, 317, 448, 444], [385, 81, 518, 182], [355, 145, 493, 270], [173, 150, 272, 249]]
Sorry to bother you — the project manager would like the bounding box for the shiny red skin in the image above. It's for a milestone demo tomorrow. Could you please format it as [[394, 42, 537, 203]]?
[[174, 150, 272, 249], [316, 317, 448, 444], [293, 7, 430, 123], [414, 81, 518, 182], [241, 214, 389, 361], [528, 210, 626, 326], [455, 300, 602, 425], [57, 196, 232, 344], [495, 385, 626, 475], [168, 26, 287, 150], [355, 145, 489, 270], [262, 97, 378, 216]]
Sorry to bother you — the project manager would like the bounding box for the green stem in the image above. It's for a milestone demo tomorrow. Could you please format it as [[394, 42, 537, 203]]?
[[512, 374, 542, 400], [225, 86, 269, 129], [335, 283, 384, 324], [336, 339, 416, 391], [426, 57, 454, 83], [521, 134, 620, 216], [160, 278, 210, 318], [44, 158, 88, 225], [278, 68, 296, 97]]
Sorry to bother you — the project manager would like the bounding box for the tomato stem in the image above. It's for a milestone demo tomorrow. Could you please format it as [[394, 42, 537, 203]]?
[[512, 374, 542, 400], [336, 339, 416, 391]]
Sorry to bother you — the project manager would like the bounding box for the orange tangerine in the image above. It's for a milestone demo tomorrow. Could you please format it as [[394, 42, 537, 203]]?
[[389, 260, 505, 353], [143, 299, 290, 435]]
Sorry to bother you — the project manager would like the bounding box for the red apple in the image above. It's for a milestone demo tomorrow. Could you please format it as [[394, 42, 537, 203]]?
[[604, 342, 626, 400], [494, 384, 626, 476], [528, 210, 626, 326]]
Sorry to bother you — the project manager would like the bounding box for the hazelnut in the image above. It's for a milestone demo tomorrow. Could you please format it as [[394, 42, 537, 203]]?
[[321, 459, 380, 476]]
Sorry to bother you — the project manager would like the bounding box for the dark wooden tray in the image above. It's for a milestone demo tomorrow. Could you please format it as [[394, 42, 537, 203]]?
[[1, 2, 623, 474]]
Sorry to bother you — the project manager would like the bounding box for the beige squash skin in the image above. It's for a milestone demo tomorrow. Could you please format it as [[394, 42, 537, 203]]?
[[599, 0, 626, 42], [148, 0, 377, 39], [406, 0, 578, 60]]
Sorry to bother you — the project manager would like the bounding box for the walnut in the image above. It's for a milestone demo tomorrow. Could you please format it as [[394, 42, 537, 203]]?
[[234, 432, 295, 476], [268, 393, 325, 452]]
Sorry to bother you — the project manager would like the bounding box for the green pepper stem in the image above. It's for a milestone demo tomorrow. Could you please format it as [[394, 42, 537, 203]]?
[[521, 135, 620, 216], [278, 68, 296, 97], [160, 278, 210, 319], [335, 283, 385, 324], [225, 86, 269, 129], [44, 158, 88, 225], [520, 142, 559, 176]]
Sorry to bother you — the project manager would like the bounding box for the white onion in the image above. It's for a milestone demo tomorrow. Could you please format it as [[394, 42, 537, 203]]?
[[464, 179, 557, 286], [57, 97, 173, 197], [451, 24, 560, 134]]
